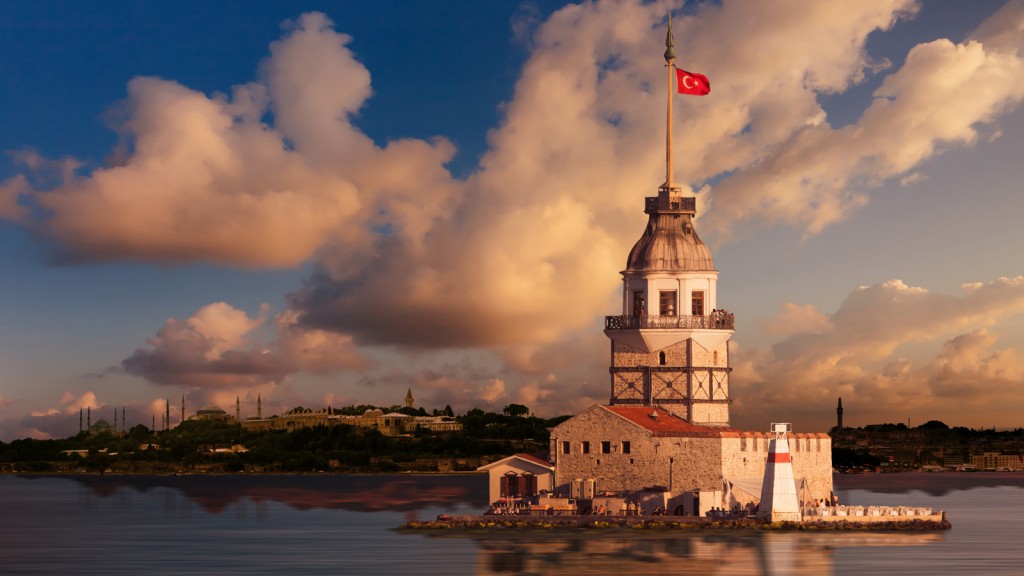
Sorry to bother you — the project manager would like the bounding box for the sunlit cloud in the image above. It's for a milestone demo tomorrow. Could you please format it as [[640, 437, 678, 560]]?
[[121, 302, 370, 390], [731, 276, 1024, 430], [1, 2, 1023, 434]]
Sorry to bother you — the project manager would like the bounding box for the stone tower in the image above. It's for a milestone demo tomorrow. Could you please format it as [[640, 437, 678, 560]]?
[[603, 186, 734, 426], [602, 15, 733, 427], [836, 397, 844, 430], [405, 388, 415, 409]]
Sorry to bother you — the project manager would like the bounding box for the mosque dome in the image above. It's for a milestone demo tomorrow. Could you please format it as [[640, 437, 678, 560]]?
[[197, 405, 226, 415], [625, 212, 715, 272]]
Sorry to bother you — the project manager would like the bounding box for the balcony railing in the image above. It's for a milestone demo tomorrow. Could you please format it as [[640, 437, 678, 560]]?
[[605, 311, 734, 331], [645, 196, 696, 213]]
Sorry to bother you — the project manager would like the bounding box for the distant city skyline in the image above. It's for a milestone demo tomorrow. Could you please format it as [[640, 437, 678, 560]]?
[[3, 0, 1024, 441]]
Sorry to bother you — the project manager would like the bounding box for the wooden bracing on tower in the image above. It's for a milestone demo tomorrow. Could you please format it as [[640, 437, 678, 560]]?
[[610, 364, 729, 406]]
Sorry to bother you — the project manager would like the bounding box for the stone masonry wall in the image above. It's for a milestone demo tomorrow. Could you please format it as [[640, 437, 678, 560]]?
[[720, 433, 834, 505], [552, 405, 727, 496], [551, 406, 835, 508], [612, 340, 688, 367]]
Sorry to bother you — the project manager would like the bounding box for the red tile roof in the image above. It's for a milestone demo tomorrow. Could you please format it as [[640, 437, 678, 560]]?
[[515, 453, 553, 467], [477, 453, 554, 471], [602, 405, 733, 437]]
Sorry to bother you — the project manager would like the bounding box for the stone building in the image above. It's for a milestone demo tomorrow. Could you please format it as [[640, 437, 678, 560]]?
[[241, 406, 461, 436], [550, 406, 832, 512], [191, 404, 234, 423], [542, 20, 834, 511], [478, 454, 556, 505]]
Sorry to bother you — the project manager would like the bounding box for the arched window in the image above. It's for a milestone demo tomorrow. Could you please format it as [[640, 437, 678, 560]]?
[[659, 351, 666, 365]]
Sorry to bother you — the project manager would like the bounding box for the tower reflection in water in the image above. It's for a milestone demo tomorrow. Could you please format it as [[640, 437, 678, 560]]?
[[471, 532, 942, 576]]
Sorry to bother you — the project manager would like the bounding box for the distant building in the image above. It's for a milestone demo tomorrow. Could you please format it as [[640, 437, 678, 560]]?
[[479, 454, 556, 504], [88, 418, 115, 436], [970, 452, 1023, 470], [241, 406, 462, 436], [191, 404, 234, 423]]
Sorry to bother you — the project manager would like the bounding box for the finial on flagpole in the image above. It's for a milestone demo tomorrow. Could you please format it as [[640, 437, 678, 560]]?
[[663, 12, 676, 191], [664, 14, 676, 63]]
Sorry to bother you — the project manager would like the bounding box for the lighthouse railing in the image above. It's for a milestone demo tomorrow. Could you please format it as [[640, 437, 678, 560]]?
[[604, 311, 734, 331]]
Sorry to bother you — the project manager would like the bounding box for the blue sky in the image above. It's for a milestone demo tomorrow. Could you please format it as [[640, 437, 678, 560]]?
[[2, 0, 1024, 440]]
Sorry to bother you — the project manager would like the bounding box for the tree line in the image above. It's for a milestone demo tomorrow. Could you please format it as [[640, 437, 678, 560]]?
[[0, 404, 571, 474]]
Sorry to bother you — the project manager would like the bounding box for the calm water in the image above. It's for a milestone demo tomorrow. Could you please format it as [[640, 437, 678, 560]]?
[[2, 472, 1022, 575]]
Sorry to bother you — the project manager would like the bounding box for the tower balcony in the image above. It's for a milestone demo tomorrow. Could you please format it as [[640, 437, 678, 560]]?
[[645, 195, 696, 214], [605, 311, 734, 331]]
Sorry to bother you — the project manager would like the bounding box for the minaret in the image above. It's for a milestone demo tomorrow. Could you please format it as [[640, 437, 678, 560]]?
[[758, 423, 802, 522], [836, 397, 844, 430], [165, 399, 170, 431], [603, 16, 733, 426], [236, 396, 240, 422], [80, 408, 83, 433], [152, 413, 155, 431], [122, 407, 126, 432], [114, 408, 118, 431], [405, 388, 415, 409], [181, 395, 185, 425], [88, 407, 91, 429], [257, 395, 262, 419]]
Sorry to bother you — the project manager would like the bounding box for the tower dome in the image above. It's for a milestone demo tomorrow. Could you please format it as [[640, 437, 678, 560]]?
[[626, 207, 714, 272]]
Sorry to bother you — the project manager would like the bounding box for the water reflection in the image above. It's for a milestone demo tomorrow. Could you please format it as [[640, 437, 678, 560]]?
[[28, 471, 1024, 515], [834, 471, 1024, 497], [466, 532, 943, 576], [22, 473, 488, 514]]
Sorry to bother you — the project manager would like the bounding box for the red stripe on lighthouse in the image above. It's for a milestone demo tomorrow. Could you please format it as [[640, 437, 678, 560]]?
[[769, 452, 791, 463]]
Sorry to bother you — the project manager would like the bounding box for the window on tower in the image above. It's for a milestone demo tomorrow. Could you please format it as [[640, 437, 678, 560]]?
[[601, 441, 611, 454], [659, 291, 677, 316], [691, 291, 705, 316], [632, 291, 645, 317], [581, 441, 591, 454], [562, 441, 570, 454]]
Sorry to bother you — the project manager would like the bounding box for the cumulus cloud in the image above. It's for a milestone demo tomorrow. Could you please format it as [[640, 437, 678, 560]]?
[[3, 12, 459, 268], [0, 175, 28, 220], [759, 303, 832, 337], [5, 391, 114, 440], [731, 277, 1024, 430], [4, 2, 1024, 427], [289, 0, 1024, 352], [121, 302, 369, 389], [23, 391, 103, 420], [698, 1, 1024, 237]]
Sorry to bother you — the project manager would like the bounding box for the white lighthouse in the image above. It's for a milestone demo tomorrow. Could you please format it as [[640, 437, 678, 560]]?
[[758, 423, 802, 522]]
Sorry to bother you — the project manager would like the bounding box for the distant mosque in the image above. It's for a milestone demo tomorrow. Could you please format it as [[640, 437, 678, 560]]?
[[80, 406, 127, 437]]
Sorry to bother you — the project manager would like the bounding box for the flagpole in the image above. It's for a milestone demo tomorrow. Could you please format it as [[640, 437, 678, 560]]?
[[664, 14, 676, 191]]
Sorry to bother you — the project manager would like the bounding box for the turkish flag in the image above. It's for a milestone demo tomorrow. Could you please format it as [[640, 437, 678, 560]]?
[[676, 68, 710, 95]]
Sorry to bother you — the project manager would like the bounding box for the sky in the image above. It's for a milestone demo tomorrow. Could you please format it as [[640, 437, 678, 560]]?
[[2, 0, 1024, 441]]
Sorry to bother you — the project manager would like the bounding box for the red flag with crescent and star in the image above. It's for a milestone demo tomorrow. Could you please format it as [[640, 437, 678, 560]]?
[[676, 68, 710, 95]]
